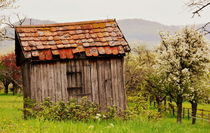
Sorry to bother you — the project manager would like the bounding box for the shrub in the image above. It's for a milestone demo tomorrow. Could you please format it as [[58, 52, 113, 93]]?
[[24, 97, 118, 121], [126, 93, 162, 121]]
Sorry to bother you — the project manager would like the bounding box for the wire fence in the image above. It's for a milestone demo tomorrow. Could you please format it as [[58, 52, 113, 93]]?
[[168, 107, 210, 123]]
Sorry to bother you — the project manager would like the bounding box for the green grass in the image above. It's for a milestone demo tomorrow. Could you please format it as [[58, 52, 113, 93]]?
[[0, 94, 210, 133]]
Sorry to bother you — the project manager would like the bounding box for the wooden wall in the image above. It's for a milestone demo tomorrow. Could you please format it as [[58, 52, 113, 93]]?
[[22, 57, 126, 110]]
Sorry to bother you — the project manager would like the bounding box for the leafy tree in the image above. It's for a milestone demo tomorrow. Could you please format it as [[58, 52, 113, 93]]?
[[145, 71, 168, 112], [155, 27, 210, 123], [125, 45, 154, 95], [0, 52, 21, 94]]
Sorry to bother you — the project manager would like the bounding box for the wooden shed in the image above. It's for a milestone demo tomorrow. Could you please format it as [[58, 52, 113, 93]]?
[[15, 19, 130, 110]]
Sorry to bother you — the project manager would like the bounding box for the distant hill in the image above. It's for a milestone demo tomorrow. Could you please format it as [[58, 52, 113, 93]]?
[[0, 18, 209, 55], [117, 19, 182, 48]]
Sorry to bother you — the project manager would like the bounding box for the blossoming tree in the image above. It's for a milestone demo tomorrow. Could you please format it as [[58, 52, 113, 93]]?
[[156, 27, 210, 123]]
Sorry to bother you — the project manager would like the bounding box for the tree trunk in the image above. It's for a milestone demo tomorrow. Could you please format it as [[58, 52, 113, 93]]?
[[164, 97, 167, 111], [4, 84, 9, 94], [191, 102, 197, 124], [176, 98, 183, 124], [156, 97, 162, 112]]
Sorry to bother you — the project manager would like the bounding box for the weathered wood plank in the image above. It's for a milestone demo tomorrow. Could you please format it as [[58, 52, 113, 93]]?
[[43, 64, 48, 100], [117, 58, 124, 110], [74, 60, 80, 99], [67, 61, 71, 99], [26, 64, 31, 98], [22, 64, 28, 99], [121, 58, 127, 110], [97, 59, 106, 111], [110, 59, 116, 107], [49, 63, 55, 102], [83, 60, 92, 101], [104, 59, 112, 107], [90, 60, 99, 104], [40, 64, 44, 101], [57, 62, 62, 100], [33, 64, 38, 101], [60, 62, 64, 100], [61, 62, 68, 102]]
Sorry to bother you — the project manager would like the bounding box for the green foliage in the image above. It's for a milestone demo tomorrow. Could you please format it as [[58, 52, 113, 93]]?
[[1, 94, 210, 133], [127, 93, 162, 121], [125, 45, 155, 95], [24, 97, 119, 122]]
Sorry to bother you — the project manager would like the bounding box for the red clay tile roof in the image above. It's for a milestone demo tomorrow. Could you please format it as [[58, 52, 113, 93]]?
[[15, 19, 130, 61]]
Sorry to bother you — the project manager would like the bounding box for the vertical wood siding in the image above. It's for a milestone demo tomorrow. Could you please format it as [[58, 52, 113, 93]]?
[[22, 57, 126, 110]]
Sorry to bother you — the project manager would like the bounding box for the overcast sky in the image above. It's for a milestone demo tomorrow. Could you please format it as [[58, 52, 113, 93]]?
[[3, 0, 210, 25]]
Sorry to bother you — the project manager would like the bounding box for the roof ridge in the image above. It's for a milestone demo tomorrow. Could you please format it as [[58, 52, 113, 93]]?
[[15, 19, 115, 28]]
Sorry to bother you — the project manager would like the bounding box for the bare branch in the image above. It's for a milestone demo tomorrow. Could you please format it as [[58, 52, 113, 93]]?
[[187, 0, 210, 17], [197, 22, 210, 35], [193, 2, 210, 16], [0, 14, 26, 40]]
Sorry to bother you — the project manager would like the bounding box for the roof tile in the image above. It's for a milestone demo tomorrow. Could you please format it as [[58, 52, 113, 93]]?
[[92, 23, 106, 28], [64, 44, 72, 48], [45, 50, 53, 60], [70, 44, 78, 47], [24, 51, 32, 58], [111, 47, 119, 55], [97, 47, 105, 54], [16, 19, 130, 61], [37, 45, 45, 49], [32, 51, 39, 57], [83, 43, 90, 47], [22, 41, 29, 47], [85, 48, 91, 56], [19, 33, 25, 37], [104, 47, 112, 54], [50, 45, 57, 50], [90, 47, 98, 56], [57, 44, 65, 49], [50, 27, 57, 32], [39, 51, 46, 60], [37, 31, 45, 36], [23, 46, 31, 51], [52, 50, 59, 55], [68, 30, 76, 35], [47, 36, 54, 40], [58, 49, 67, 59], [65, 49, 74, 59], [31, 47, 37, 50], [72, 45, 85, 53], [76, 30, 83, 34], [118, 46, 125, 54], [81, 24, 93, 29]]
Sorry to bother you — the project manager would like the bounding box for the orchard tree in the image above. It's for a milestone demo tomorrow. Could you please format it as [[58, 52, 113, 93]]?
[[125, 45, 155, 95], [145, 72, 168, 112], [156, 27, 210, 123], [0, 52, 21, 94]]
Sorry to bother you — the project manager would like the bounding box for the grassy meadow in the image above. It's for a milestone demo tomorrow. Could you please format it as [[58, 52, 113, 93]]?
[[0, 94, 210, 133]]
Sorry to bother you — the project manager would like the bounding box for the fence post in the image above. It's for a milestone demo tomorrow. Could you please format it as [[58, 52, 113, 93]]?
[[188, 108, 190, 120], [183, 108, 185, 118], [201, 109, 204, 122], [208, 113, 210, 124]]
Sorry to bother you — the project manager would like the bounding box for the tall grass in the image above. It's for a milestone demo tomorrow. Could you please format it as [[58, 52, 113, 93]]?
[[0, 94, 209, 133]]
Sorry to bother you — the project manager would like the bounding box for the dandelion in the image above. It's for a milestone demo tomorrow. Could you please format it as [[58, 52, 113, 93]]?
[[88, 125, 94, 129], [107, 123, 114, 128]]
